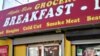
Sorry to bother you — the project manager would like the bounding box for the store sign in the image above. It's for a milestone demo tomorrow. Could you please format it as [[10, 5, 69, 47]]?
[[0, 46, 8, 56], [0, 0, 100, 37]]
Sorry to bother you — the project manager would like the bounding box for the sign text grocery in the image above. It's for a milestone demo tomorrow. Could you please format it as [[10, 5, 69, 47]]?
[[0, 0, 100, 37]]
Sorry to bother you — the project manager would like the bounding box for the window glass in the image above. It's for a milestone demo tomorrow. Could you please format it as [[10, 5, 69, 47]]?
[[76, 44, 100, 56], [44, 45, 59, 56], [0, 0, 3, 11], [1, 0, 38, 10], [28, 46, 42, 56], [28, 44, 61, 56], [15, 0, 28, 4], [3, 0, 21, 10], [29, 0, 38, 3]]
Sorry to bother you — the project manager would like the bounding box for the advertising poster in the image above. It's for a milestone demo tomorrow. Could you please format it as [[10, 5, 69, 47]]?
[[0, 46, 8, 56]]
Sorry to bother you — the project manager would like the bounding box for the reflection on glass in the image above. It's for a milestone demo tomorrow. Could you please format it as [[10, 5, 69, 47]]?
[[3, 0, 21, 10], [2, 0, 38, 10], [0, 0, 3, 11], [28, 46, 41, 56], [28, 45, 60, 56], [83, 48, 95, 56], [29, 0, 38, 3], [77, 48, 83, 56], [44, 46, 59, 56], [77, 45, 100, 56]]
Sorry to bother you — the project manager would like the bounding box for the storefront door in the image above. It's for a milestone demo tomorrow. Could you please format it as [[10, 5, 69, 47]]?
[[27, 44, 61, 56], [44, 45, 59, 56]]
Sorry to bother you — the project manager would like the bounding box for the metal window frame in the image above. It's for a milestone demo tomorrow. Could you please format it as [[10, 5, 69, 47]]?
[[2, 0, 4, 10], [15, 0, 23, 4], [27, 43, 61, 56], [72, 39, 100, 45]]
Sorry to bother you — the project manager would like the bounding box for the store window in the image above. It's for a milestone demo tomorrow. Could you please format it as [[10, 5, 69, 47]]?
[[76, 44, 100, 56], [0, 0, 38, 11], [0, 0, 3, 11], [28, 44, 61, 56], [44, 45, 59, 56], [28, 46, 42, 56]]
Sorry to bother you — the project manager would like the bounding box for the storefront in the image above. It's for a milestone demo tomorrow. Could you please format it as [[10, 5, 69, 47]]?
[[66, 24, 100, 56], [0, 0, 100, 56], [13, 34, 65, 56]]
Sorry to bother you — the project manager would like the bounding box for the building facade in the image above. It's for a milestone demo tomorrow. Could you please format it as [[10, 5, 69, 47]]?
[[0, 0, 100, 56]]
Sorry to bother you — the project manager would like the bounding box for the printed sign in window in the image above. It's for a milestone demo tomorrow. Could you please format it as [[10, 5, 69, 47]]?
[[0, 46, 8, 56]]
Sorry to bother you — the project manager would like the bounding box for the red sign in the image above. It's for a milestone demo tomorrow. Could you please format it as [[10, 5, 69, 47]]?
[[0, 0, 100, 37], [0, 46, 8, 56]]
